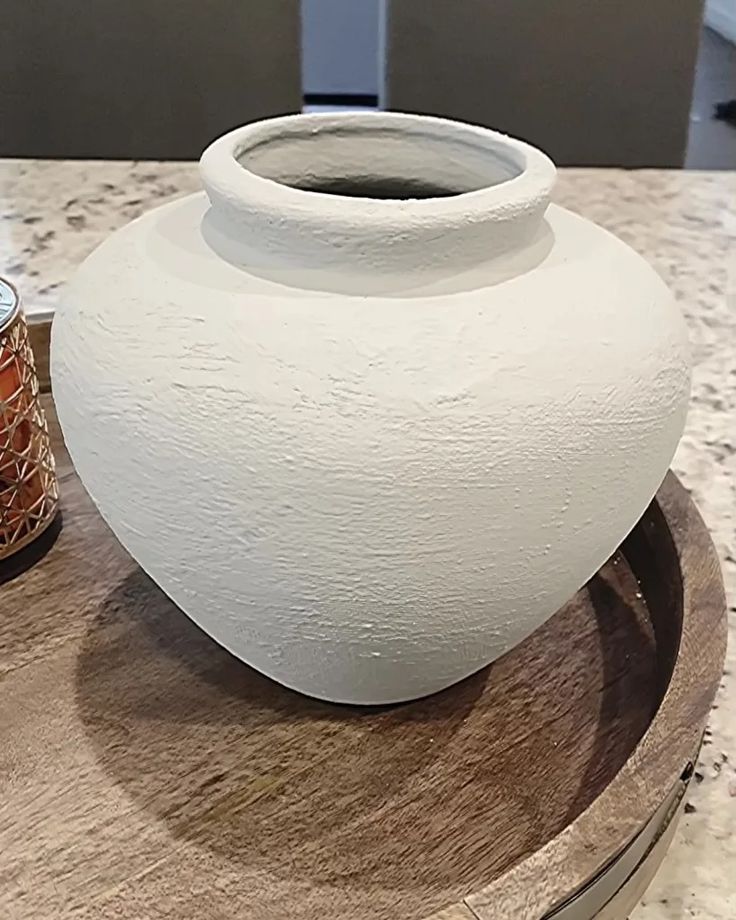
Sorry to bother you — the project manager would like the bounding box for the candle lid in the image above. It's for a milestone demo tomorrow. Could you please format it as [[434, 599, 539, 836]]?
[[0, 277, 20, 334]]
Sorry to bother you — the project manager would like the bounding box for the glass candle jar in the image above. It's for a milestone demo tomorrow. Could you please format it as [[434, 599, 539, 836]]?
[[0, 277, 60, 576]]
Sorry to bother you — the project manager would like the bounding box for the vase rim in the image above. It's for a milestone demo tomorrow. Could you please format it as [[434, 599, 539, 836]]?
[[202, 111, 554, 211], [198, 112, 557, 282]]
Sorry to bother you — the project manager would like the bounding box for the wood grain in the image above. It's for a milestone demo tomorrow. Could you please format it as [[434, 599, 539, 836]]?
[[543, 776, 685, 919], [425, 907, 478, 920], [467, 473, 726, 919], [0, 398, 726, 920], [590, 799, 684, 920], [27, 319, 50, 393]]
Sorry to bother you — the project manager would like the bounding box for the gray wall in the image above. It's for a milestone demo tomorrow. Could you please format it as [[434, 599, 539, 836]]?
[[302, 0, 380, 96], [385, 0, 704, 167], [0, 0, 301, 160]]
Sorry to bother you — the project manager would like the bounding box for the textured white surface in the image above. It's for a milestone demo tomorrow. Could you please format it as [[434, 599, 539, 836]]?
[[51, 115, 690, 704]]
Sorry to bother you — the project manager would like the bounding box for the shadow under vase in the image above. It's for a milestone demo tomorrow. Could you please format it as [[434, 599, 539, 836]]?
[[73, 547, 660, 914]]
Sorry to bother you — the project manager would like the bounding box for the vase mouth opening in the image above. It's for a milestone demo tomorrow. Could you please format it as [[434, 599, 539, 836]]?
[[199, 113, 556, 280], [229, 114, 531, 202]]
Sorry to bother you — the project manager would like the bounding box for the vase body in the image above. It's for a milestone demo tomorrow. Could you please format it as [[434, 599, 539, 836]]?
[[51, 113, 690, 704]]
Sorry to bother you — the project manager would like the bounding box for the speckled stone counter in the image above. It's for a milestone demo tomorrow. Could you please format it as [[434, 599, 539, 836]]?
[[1, 160, 734, 918]]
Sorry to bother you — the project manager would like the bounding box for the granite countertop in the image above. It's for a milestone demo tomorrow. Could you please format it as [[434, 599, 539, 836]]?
[[1, 160, 734, 917]]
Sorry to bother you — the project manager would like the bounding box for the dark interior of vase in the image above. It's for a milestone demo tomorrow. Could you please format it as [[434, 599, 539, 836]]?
[[236, 119, 524, 201], [284, 176, 461, 199]]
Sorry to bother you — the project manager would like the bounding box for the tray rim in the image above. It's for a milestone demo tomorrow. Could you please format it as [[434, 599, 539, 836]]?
[[440, 471, 727, 920]]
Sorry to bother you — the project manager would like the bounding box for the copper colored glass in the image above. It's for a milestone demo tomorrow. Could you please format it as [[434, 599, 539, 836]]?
[[0, 278, 59, 563]]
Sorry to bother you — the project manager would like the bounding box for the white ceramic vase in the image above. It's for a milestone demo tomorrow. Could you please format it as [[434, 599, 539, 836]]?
[[51, 113, 690, 704]]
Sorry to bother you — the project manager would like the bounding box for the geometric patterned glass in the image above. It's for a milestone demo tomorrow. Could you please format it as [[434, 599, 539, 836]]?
[[0, 307, 59, 557]]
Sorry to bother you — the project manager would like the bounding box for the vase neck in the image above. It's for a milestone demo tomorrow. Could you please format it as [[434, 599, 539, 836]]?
[[199, 113, 556, 293]]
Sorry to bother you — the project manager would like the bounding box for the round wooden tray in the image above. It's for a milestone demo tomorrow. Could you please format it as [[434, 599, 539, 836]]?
[[0, 399, 726, 920]]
